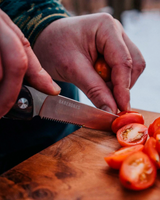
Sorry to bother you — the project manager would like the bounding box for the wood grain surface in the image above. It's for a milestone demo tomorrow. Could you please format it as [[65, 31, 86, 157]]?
[[0, 109, 160, 200]]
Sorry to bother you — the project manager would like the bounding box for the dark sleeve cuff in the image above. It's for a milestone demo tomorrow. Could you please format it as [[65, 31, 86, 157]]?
[[0, 0, 70, 47]]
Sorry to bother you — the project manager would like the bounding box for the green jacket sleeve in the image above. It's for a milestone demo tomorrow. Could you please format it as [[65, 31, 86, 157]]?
[[0, 0, 70, 47]]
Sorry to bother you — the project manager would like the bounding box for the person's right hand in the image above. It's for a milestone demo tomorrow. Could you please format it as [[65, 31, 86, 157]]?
[[0, 9, 61, 118]]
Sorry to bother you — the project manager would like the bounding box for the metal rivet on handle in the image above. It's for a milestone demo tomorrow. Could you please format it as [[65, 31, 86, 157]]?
[[18, 98, 29, 109]]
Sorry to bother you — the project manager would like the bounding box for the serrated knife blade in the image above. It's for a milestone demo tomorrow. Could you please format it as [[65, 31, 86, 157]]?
[[5, 85, 118, 131]]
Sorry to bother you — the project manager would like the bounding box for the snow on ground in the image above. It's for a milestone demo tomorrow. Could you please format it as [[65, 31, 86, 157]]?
[[79, 9, 160, 113]]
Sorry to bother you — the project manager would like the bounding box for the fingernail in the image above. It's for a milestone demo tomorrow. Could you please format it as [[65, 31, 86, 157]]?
[[101, 105, 113, 113], [52, 80, 61, 93]]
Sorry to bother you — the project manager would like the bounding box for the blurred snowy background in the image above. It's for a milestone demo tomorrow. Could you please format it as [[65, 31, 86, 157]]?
[[62, 0, 160, 113]]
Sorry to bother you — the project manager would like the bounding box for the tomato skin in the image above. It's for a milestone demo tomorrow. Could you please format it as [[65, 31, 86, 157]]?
[[153, 129, 160, 139], [119, 152, 157, 190], [117, 111, 139, 116], [156, 134, 160, 154], [104, 145, 144, 169], [117, 123, 148, 147], [111, 113, 144, 134], [143, 137, 160, 169], [94, 57, 111, 82], [148, 117, 160, 137]]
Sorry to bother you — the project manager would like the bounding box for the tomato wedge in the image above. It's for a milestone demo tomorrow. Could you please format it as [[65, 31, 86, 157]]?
[[94, 57, 111, 82], [148, 117, 160, 137], [117, 123, 148, 147], [119, 151, 157, 190], [156, 134, 160, 154], [144, 137, 160, 169], [104, 145, 144, 169], [111, 113, 144, 134]]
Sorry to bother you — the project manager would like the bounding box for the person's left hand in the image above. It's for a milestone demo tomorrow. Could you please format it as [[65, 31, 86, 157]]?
[[33, 14, 145, 114]]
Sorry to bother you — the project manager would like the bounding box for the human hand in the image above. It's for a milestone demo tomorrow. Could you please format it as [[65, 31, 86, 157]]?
[[33, 13, 145, 114], [0, 10, 61, 118]]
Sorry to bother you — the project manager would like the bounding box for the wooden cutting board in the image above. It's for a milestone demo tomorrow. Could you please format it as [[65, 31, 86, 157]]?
[[0, 109, 160, 200]]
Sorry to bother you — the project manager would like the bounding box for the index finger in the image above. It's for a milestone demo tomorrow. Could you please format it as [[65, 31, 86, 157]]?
[[96, 16, 132, 111], [0, 10, 61, 95]]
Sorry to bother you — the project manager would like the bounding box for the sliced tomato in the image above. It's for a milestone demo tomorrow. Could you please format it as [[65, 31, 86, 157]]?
[[111, 113, 144, 134], [144, 137, 160, 169], [117, 123, 148, 147], [153, 129, 160, 139], [156, 134, 160, 154], [104, 145, 144, 169], [148, 117, 160, 137], [119, 151, 157, 190], [94, 57, 111, 82], [117, 111, 139, 116]]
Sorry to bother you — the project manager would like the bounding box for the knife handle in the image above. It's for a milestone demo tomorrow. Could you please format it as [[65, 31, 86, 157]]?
[[4, 85, 33, 120]]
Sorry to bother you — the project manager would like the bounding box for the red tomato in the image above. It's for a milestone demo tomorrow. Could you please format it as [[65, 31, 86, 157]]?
[[117, 123, 148, 147], [94, 57, 111, 82], [117, 111, 139, 116], [148, 117, 160, 137], [156, 134, 160, 154], [104, 145, 144, 169], [144, 137, 160, 169], [153, 129, 160, 139], [111, 113, 144, 134], [119, 151, 157, 190]]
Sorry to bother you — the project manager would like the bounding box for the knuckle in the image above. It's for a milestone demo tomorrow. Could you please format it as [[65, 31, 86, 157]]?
[[86, 86, 102, 102], [99, 13, 114, 22], [120, 57, 133, 70], [12, 52, 28, 76], [20, 34, 30, 47], [96, 13, 115, 28], [135, 59, 146, 74], [100, 13, 116, 29]]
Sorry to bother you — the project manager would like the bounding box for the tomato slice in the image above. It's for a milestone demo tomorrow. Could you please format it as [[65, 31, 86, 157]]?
[[156, 134, 160, 154], [119, 151, 157, 190], [111, 113, 144, 134], [94, 57, 111, 82], [104, 145, 144, 169], [117, 111, 139, 116], [153, 129, 160, 139], [117, 123, 148, 147], [148, 117, 160, 137], [144, 137, 160, 169]]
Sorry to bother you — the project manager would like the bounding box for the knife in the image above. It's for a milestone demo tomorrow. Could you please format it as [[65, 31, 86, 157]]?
[[4, 85, 118, 131]]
